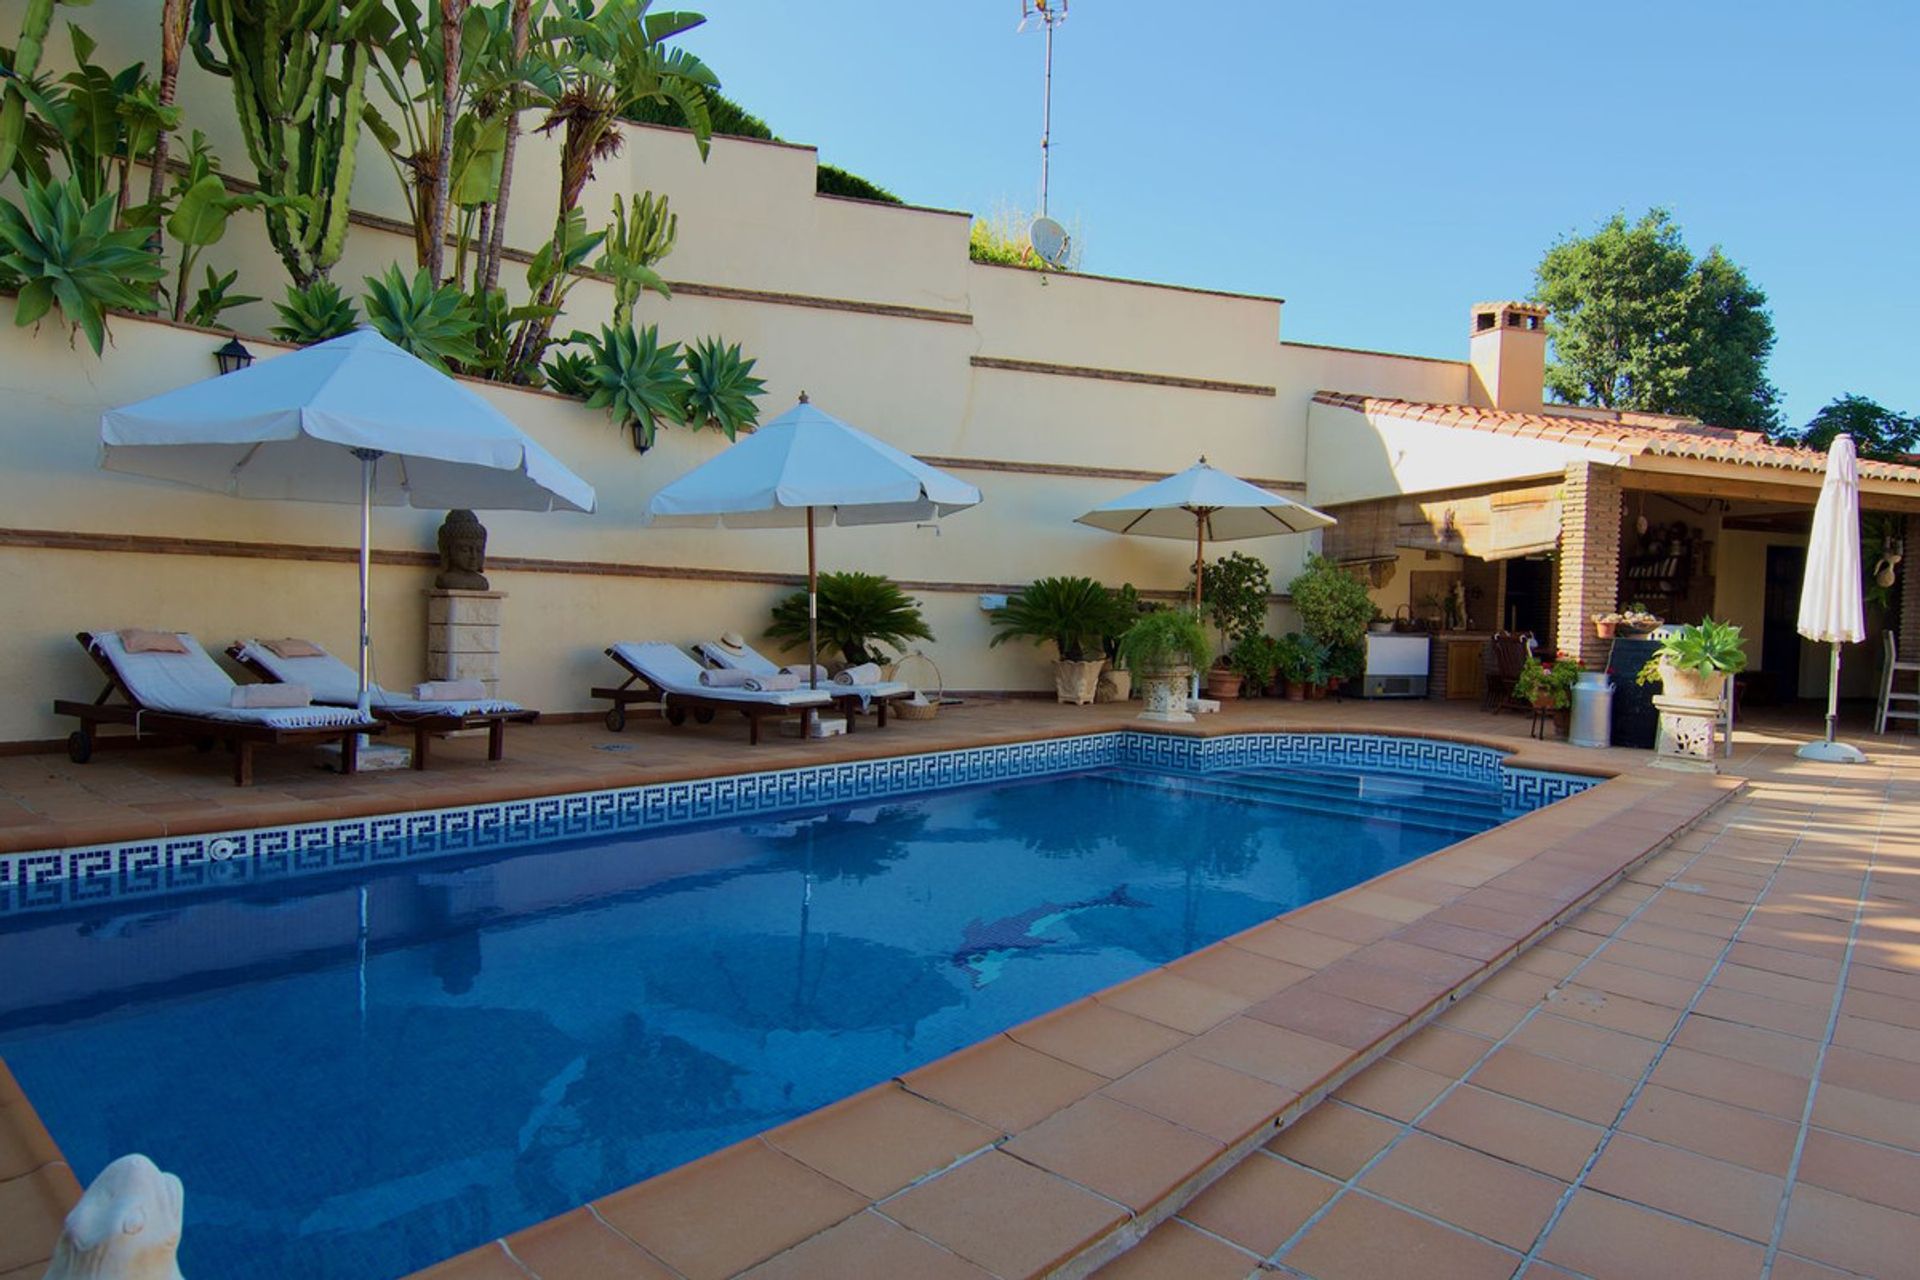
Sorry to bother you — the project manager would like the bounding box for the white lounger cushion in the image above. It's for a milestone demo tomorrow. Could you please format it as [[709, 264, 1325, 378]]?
[[90, 632, 367, 729], [613, 643, 832, 707], [235, 640, 523, 716], [693, 639, 911, 703]]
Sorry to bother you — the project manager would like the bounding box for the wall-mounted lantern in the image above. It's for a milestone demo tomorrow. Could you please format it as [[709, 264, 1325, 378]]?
[[213, 337, 255, 376]]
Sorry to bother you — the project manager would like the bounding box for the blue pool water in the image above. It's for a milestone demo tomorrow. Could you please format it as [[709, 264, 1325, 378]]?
[[1, 760, 1546, 1279]]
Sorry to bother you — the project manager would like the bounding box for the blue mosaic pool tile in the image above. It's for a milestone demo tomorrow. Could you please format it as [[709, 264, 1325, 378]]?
[[0, 729, 1591, 917]]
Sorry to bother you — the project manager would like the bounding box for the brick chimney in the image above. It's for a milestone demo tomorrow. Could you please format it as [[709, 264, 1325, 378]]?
[[1467, 301, 1547, 413]]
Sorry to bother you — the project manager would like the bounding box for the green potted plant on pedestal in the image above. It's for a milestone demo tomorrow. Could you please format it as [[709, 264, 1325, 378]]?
[[1118, 610, 1211, 723], [1515, 654, 1582, 735], [1636, 618, 1747, 701]]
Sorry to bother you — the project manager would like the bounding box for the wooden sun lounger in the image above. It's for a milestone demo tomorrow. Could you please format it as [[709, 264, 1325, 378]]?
[[54, 632, 381, 786], [592, 647, 819, 746], [689, 640, 914, 734], [226, 644, 539, 769]]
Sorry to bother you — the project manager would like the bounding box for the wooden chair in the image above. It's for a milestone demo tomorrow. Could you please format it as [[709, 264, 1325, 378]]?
[[1877, 631, 1920, 734], [1484, 632, 1533, 713]]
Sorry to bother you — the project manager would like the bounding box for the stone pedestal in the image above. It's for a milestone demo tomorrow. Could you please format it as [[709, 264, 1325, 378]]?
[[1652, 694, 1720, 772], [426, 590, 505, 698]]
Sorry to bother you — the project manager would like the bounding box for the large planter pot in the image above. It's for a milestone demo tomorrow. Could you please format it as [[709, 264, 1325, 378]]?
[[1204, 667, 1244, 700], [1307, 682, 1329, 701], [1659, 665, 1728, 701], [1095, 667, 1132, 702], [1284, 680, 1307, 702], [1054, 659, 1104, 705], [1136, 666, 1194, 723]]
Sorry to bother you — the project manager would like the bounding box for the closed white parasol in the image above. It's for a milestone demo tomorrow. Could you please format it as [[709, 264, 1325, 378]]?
[[1795, 433, 1867, 763]]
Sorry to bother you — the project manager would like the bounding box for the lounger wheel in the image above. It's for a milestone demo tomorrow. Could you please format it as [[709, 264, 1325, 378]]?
[[666, 706, 688, 727], [605, 706, 626, 733], [693, 707, 714, 724], [67, 730, 93, 764]]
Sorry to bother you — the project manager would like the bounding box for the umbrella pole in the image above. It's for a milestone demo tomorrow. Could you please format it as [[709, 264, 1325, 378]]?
[[1796, 640, 1867, 763], [354, 448, 378, 718], [1193, 514, 1205, 610], [807, 505, 819, 690], [1825, 641, 1841, 745]]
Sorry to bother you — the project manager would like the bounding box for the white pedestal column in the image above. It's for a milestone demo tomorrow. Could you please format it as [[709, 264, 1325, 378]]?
[[426, 589, 505, 697]]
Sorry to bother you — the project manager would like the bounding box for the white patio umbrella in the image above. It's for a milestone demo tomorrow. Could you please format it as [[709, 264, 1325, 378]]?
[[644, 395, 981, 685], [100, 328, 596, 716], [1796, 434, 1867, 763], [1075, 456, 1335, 607]]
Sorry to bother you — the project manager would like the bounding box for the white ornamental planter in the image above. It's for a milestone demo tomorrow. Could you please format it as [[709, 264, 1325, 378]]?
[[1136, 666, 1194, 723], [1054, 659, 1104, 705], [1658, 665, 1728, 702], [1096, 667, 1132, 702]]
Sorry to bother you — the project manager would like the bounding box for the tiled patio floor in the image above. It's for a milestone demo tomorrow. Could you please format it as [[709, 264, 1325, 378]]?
[[2, 698, 1915, 1279], [1102, 718, 1920, 1279]]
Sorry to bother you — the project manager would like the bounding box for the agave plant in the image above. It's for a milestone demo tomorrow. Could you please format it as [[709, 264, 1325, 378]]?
[[988, 576, 1116, 662], [271, 279, 360, 346], [460, 284, 552, 380], [578, 323, 686, 451], [541, 346, 596, 399], [766, 571, 934, 667], [0, 175, 163, 354], [361, 264, 481, 373], [682, 337, 766, 440]]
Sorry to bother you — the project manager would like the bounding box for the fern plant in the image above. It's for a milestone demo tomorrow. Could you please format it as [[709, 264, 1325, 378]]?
[[683, 336, 766, 440], [988, 576, 1115, 662], [0, 175, 164, 354], [270, 278, 360, 345], [361, 263, 480, 373], [767, 571, 934, 666], [579, 323, 686, 451]]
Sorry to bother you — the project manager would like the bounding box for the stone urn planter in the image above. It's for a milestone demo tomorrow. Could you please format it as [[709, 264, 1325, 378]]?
[[1095, 666, 1132, 702], [1657, 665, 1727, 702], [1053, 659, 1104, 705], [1136, 666, 1194, 723]]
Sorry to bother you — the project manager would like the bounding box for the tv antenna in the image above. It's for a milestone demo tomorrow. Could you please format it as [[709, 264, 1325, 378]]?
[[1017, 1, 1068, 217]]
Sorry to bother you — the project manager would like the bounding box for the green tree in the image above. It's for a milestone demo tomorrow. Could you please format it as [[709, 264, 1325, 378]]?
[[1797, 394, 1919, 463], [1532, 209, 1780, 433]]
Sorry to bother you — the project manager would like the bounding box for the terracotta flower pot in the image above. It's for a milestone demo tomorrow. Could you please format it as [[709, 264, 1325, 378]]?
[[1285, 680, 1307, 702], [1205, 668, 1244, 700], [1594, 620, 1617, 639]]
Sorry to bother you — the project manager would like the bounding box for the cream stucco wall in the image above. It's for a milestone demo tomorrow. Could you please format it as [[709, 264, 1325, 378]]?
[[0, 0, 1482, 745]]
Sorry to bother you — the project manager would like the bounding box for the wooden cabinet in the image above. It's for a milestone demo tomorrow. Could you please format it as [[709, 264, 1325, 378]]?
[[1444, 640, 1485, 700]]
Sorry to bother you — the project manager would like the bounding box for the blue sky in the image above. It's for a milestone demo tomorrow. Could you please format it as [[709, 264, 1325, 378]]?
[[679, 2, 1917, 430]]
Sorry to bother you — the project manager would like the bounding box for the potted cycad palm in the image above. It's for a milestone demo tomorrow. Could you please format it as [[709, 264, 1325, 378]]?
[[1118, 610, 1211, 723], [988, 576, 1115, 704]]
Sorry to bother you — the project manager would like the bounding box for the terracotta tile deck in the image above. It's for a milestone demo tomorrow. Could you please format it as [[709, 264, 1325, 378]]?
[[2, 699, 1916, 1279]]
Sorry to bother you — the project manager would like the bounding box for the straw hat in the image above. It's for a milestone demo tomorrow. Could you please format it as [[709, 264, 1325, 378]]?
[[716, 631, 747, 653]]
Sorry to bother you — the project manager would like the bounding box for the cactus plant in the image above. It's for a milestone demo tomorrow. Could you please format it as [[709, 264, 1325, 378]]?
[[604, 190, 676, 328], [189, 0, 385, 287]]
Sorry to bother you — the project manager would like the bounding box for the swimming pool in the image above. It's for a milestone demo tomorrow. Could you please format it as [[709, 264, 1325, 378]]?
[[0, 734, 1590, 1279]]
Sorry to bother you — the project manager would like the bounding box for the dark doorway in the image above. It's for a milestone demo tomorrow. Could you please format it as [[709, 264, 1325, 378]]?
[[1503, 558, 1554, 639], [1760, 545, 1807, 704]]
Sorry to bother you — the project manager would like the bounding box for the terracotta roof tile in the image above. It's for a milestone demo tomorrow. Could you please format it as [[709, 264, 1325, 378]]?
[[1312, 392, 1920, 485]]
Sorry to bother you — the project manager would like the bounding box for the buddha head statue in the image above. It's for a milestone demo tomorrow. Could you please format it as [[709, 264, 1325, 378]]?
[[434, 509, 490, 590]]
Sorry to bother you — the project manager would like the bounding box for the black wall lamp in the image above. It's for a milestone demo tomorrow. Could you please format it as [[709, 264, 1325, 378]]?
[[213, 336, 255, 375]]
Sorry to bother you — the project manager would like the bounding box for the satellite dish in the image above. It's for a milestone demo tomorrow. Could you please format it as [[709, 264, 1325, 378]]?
[[1029, 216, 1070, 268]]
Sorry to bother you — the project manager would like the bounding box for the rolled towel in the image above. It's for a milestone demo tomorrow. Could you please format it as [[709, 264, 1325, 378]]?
[[743, 673, 801, 692], [781, 664, 829, 683], [261, 637, 325, 659], [699, 668, 752, 688], [415, 679, 486, 701], [231, 682, 312, 709], [834, 662, 883, 685]]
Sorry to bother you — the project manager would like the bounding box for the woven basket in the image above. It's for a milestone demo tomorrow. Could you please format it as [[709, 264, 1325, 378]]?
[[887, 652, 943, 720]]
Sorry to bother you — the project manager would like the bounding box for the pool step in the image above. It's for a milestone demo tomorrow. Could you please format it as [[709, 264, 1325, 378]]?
[[1103, 769, 1498, 839], [1216, 767, 1508, 824]]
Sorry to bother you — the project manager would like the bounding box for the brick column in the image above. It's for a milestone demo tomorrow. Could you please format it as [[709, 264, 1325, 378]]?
[[1901, 515, 1920, 660], [1556, 462, 1623, 668]]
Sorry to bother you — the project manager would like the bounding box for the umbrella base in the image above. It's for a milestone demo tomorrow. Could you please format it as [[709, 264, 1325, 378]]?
[[1795, 740, 1867, 764], [318, 739, 414, 772]]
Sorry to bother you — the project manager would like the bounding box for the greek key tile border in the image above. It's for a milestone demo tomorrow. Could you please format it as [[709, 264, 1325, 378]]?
[[0, 732, 1592, 917]]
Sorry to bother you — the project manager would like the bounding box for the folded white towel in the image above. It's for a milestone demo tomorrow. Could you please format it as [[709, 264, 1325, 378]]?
[[834, 662, 883, 685], [700, 668, 752, 687], [781, 664, 829, 682], [230, 683, 313, 709], [416, 679, 486, 701], [744, 673, 801, 692]]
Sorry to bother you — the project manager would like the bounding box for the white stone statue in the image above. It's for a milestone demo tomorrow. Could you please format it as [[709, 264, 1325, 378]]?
[[43, 1154, 184, 1280]]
